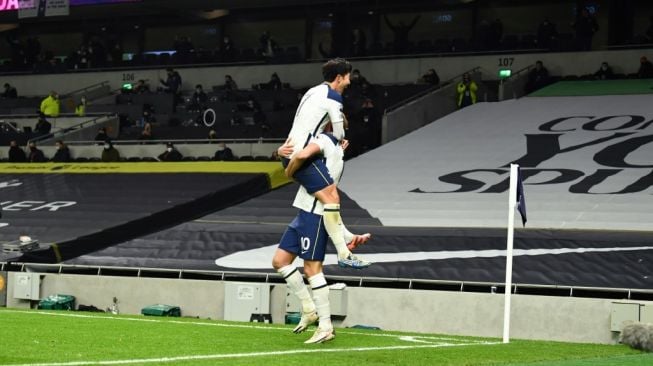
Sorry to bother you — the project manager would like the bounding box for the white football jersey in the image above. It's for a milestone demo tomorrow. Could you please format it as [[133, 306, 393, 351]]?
[[286, 83, 345, 158], [292, 134, 344, 215]]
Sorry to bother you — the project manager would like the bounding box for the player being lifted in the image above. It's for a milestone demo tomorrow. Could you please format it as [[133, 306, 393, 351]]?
[[278, 57, 370, 269], [273, 129, 369, 344]]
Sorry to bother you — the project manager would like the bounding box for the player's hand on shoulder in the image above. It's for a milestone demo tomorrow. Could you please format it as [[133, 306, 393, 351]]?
[[340, 139, 349, 151], [278, 137, 294, 158]]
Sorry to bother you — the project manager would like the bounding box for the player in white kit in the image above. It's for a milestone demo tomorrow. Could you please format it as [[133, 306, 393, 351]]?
[[273, 131, 370, 344], [279, 58, 369, 269]]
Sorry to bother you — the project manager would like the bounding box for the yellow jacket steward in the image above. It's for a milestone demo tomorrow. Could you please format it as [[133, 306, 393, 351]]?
[[456, 81, 478, 106], [40, 96, 60, 117]]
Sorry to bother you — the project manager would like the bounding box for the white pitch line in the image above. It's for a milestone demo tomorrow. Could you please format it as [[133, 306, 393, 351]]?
[[1, 341, 502, 366], [1, 310, 489, 344]]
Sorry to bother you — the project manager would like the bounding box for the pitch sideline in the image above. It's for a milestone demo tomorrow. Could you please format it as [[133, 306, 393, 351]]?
[[0, 309, 491, 343], [2, 342, 501, 366]]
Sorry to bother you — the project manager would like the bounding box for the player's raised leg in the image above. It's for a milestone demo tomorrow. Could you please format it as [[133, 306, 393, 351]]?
[[314, 187, 371, 269]]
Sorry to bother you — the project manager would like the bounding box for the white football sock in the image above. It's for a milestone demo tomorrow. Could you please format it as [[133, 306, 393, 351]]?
[[323, 203, 350, 259], [308, 272, 332, 330], [342, 223, 355, 244], [278, 265, 314, 313]]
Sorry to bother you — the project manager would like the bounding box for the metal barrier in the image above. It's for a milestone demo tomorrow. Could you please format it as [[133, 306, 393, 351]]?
[[5, 262, 653, 300], [28, 114, 119, 145], [382, 67, 482, 144]]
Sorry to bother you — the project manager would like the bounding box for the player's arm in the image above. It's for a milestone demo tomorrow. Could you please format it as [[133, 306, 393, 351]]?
[[284, 143, 321, 178], [326, 99, 346, 141], [330, 120, 345, 141]]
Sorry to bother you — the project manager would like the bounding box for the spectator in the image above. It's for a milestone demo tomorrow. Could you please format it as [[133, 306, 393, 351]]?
[[344, 69, 374, 116], [266, 72, 283, 90], [456, 73, 478, 108], [139, 114, 153, 140], [160, 67, 182, 112], [638, 56, 653, 79], [572, 8, 598, 51], [133, 79, 150, 94], [40, 91, 60, 117], [94, 127, 108, 142], [101, 140, 120, 162], [348, 69, 372, 94], [160, 68, 182, 94], [537, 18, 558, 50], [214, 142, 235, 161], [242, 96, 261, 112], [208, 129, 218, 142], [52, 140, 72, 162], [594, 62, 614, 80], [2, 83, 17, 98], [360, 97, 381, 151], [188, 84, 208, 112], [27, 141, 46, 162], [384, 14, 420, 54], [223, 74, 238, 90], [259, 31, 279, 60], [34, 113, 52, 137], [525, 60, 550, 93], [158, 142, 183, 161], [219, 35, 236, 61], [220, 75, 238, 101], [75, 96, 87, 117], [350, 28, 367, 57], [7, 140, 26, 162], [421, 68, 440, 85]]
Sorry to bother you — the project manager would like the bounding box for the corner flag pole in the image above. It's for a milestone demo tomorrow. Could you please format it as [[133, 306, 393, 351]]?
[[503, 163, 519, 344]]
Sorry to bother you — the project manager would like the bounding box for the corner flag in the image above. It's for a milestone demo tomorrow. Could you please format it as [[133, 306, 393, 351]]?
[[503, 163, 526, 344], [516, 166, 527, 226]]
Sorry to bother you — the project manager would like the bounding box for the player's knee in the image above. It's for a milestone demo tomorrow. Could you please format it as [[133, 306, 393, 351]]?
[[317, 184, 340, 203], [303, 261, 322, 277], [303, 266, 317, 278], [272, 254, 289, 270]]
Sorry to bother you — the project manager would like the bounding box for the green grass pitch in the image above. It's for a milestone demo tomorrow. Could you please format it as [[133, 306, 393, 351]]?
[[0, 308, 651, 366]]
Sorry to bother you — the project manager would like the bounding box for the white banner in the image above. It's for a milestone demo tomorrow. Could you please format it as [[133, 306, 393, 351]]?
[[45, 0, 68, 16], [17, 0, 38, 19], [340, 95, 653, 231]]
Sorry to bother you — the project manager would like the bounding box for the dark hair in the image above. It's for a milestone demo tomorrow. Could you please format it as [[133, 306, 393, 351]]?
[[322, 58, 352, 82]]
